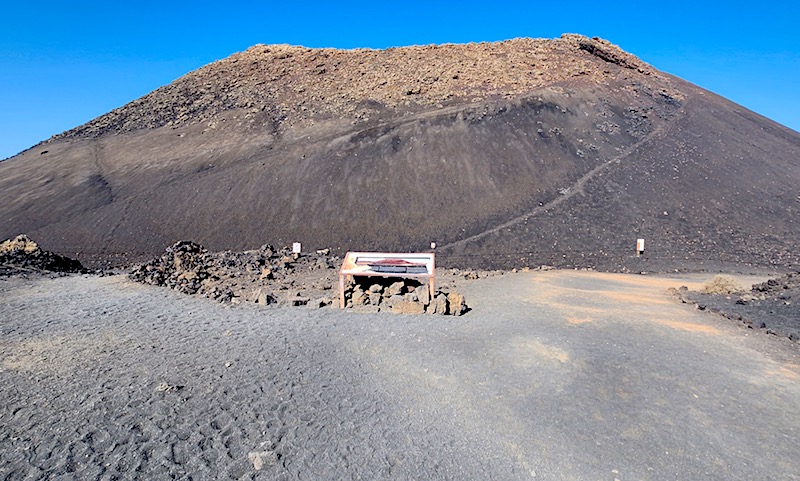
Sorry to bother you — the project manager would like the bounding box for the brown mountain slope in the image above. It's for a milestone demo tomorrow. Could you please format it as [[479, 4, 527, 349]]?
[[1, 35, 798, 270]]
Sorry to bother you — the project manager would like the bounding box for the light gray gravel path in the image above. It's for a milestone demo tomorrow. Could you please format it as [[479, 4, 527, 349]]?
[[1, 271, 798, 480]]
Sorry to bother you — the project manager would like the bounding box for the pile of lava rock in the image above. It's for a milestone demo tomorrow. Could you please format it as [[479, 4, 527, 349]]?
[[129, 241, 217, 296], [0, 234, 84, 276], [751, 272, 800, 304], [128, 240, 338, 304], [129, 240, 469, 314], [344, 277, 468, 315]]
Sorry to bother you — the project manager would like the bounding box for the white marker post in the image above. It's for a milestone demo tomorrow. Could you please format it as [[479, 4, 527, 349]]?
[[636, 238, 645, 257]]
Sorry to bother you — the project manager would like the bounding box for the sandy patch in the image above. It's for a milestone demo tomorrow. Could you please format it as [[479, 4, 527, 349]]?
[[653, 319, 722, 335], [1, 331, 122, 374], [762, 363, 800, 381], [566, 316, 594, 325], [510, 337, 570, 366]]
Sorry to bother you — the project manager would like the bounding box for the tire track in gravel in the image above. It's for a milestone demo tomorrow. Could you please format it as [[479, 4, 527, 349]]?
[[0, 275, 528, 480]]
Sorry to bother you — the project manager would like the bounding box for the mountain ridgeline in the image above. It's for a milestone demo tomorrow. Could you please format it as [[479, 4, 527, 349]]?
[[2, 34, 798, 270]]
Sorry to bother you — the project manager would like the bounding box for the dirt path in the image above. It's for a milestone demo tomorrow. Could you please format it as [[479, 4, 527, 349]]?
[[1, 270, 798, 480]]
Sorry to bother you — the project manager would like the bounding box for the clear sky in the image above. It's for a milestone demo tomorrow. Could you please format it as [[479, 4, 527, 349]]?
[[2, 1, 799, 160]]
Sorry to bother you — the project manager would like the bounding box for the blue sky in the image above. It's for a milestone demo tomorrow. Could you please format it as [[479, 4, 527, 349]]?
[[1, 1, 799, 160]]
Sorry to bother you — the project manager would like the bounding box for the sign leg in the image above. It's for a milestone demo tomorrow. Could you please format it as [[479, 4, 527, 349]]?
[[339, 274, 346, 309]]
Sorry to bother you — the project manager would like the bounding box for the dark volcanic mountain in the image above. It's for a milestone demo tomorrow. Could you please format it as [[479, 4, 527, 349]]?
[[1, 34, 798, 270]]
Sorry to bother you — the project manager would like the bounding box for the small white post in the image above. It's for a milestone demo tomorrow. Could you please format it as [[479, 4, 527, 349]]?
[[636, 238, 645, 257]]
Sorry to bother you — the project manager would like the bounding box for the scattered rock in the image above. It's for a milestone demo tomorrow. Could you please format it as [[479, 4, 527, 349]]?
[[155, 382, 184, 392], [248, 450, 278, 470], [290, 295, 310, 306], [309, 297, 333, 309], [683, 271, 800, 343]]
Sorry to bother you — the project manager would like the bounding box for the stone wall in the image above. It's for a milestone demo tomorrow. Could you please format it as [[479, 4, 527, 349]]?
[[344, 277, 467, 316]]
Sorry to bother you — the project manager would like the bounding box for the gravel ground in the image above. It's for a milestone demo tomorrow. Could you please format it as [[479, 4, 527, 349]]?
[[1, 271, 799, 480]]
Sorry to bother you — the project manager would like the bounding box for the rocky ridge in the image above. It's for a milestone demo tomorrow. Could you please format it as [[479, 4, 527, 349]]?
[[51, 35, 677, 140]]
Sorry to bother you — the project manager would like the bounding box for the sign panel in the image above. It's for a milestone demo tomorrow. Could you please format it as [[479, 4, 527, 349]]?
[[340, 252, 434, 276], [339, 252, 435, 308]]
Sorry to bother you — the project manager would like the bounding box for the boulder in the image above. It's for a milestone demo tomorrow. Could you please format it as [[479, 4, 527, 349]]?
[[386, 281, 406, 297], [252, 289, 276, 305], [289, 293, 310, 306], [387, 298, 425, 315], [308, 297, 333, 309], [447, 291, 468, 316], [351, 287, 367, 306], [415, 284, 431, 306], [428, 293, 449, 315]]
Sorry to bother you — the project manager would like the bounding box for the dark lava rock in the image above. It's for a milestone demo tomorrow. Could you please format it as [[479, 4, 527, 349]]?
[[0, 234, 84, 275], [681, 272, 800, 342]]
